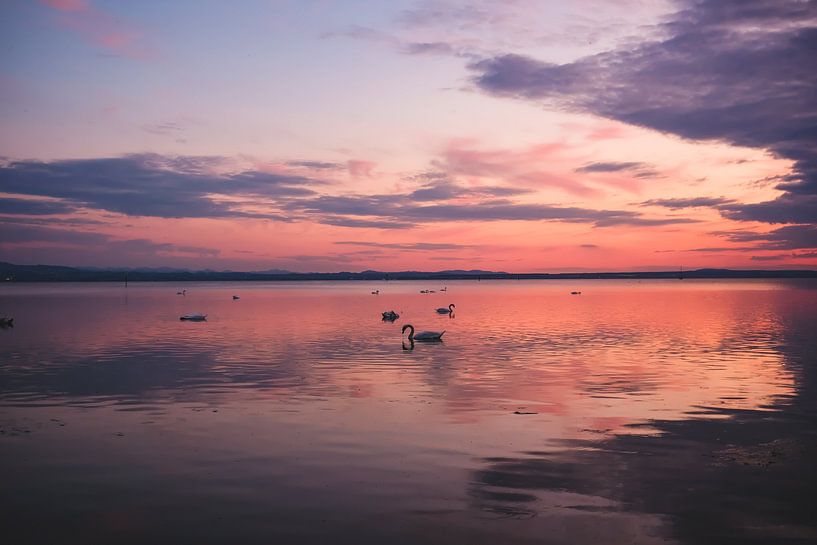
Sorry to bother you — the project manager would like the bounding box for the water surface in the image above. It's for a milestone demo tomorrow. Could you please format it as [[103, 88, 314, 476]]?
[[1, 280, 816, 544]]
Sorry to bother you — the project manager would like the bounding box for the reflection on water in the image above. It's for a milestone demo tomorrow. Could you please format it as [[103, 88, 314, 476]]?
[[1, 280, 815, 544]]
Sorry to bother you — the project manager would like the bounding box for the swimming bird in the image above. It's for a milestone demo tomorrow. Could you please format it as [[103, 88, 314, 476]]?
[[402, 324, 444, 341], [0, 317, 13, 328], [440, 287, 447, 292], [180, 313, 206, 321], [232, 295, 240, 300], [436, 303, 455, 314], [372, 290, 380, 295], [570, 291, 582, 295], [177, 289, 187, 295], [382, 310, 399, 321]]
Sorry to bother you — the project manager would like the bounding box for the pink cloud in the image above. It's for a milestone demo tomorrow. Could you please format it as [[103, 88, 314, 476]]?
[[434, 140, 596, 196], [347, 160, 375, 177], [591, 176, 643, 194], [40, 0, 153, 60], [40, 0, 89, 12], [559, 121, 629, 142]]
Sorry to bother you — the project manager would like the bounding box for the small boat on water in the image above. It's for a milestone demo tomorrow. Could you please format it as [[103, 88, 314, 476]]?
[[180, 313, 207, 321]]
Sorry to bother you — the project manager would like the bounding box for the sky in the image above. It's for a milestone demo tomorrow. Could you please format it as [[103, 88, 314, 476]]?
[[0, 0, 815, 272]]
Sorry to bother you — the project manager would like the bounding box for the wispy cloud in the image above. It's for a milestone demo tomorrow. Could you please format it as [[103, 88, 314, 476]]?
[[39, 0, 153, 60], [0, 197, 76, 215], [0, 154, 321, 220], [433, 140, 599, 196], [0, 222, 219, 258], [0, 154, 700, 231], [642, 197, 734, 209], [335, 241, 479, 251]]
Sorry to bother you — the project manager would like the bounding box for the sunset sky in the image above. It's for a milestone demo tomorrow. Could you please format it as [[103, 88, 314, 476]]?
[[1, 0, 815, 272]]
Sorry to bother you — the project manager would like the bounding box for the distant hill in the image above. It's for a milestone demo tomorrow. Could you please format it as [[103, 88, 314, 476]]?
[[1, 261, 815, 282]]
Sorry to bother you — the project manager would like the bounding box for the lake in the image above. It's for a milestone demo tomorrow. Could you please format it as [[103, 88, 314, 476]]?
[[1, 280, 816, 544]]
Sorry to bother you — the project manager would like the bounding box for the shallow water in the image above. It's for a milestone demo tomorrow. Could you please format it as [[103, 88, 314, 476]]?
[[1, 279, 816, 544]]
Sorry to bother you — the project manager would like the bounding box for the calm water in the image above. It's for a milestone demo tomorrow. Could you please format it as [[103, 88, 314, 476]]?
[[1, 280, 816, 544]]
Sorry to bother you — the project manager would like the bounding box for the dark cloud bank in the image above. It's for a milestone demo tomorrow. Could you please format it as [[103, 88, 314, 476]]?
[[468, 0, 817, 227]]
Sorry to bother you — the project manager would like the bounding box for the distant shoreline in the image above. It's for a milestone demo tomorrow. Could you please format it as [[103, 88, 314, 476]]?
[[1, 262, 815, 282]]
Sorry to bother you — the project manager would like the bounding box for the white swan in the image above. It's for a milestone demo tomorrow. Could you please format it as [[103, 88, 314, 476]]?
[[402, 324, 444, 341], [436, 303, 455, 314]]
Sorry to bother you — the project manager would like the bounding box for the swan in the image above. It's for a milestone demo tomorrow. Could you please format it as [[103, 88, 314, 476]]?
[[436, 303, 455, 314], [232, 295, 240, 300], [402, 324, 444, 341], [570, 291, 581, 295], [177, 289, 186, 295], [372, 290, 380, 295], [382, 310, 399, 321], [180, 313, 206, 321]]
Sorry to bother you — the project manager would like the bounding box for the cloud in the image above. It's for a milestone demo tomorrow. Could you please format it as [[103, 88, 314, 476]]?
[[286, 160, 345, 171], [408, 178, 532, 201], [0, 222, 108, 245], [576, 162, 647, 173], [347, 159, 376, 177], [319, 216, 415, 229], [295, 192, 698, 228], [40, 0, 153, 59], [719, 194, 817, 224], [40, 0, 88, 11], [433, 141, 600, 196], [402, 42, 458, 56], [142, 122, 185, 136], [0, 154, 321, 220], [576, 161, 662, 182], [467, 0, 817, 225], [751, 251, 817, 261], [642, 197, 734, 209], [335, 241, 478, 251], [0, 222, 220, 264], [0, 154, 699, 231], [0, 197, 77, 215], [711, 224, 817, 250]]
